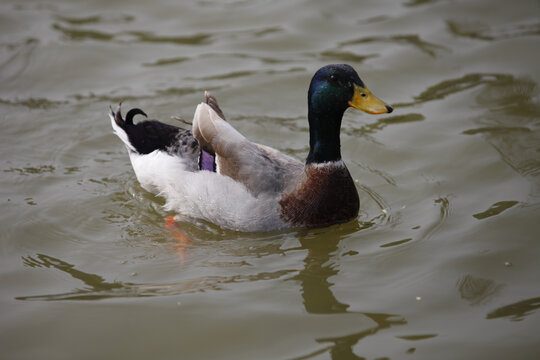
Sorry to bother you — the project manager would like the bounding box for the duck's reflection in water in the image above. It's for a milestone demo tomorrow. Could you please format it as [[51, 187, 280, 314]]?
[[290, 226, 407, 359]]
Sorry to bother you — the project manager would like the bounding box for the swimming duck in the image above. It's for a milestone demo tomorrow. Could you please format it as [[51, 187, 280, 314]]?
[[110, 64, 393, 232]]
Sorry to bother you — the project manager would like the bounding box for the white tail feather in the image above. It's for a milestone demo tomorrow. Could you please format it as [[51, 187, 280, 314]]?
[[110, 112, 136, 152]]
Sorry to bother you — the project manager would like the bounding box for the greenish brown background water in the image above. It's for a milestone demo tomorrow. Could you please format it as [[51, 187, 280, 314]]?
[[1, 0, 540, 359]]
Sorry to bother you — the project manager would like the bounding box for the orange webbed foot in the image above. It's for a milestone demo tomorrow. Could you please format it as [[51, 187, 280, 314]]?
[[165, 216, 191, 263]]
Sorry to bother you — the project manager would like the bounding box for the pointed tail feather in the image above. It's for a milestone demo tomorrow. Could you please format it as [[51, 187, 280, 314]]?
[[205, 91, 226, 121], [110, 102, 138, 152]]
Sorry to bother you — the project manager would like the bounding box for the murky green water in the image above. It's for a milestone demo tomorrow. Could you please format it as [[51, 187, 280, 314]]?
[[2, 0, 540, 359]]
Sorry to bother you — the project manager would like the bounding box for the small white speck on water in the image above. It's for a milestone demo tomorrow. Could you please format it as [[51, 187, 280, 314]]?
[[416, 296, 422, 301], [382, 209, 388, 214], [120, 260, 127, 265], [177, 301, 182, 306], [130, 272, 137, 277], [354, 179, 359, 183], [504, 261, 513, 267]]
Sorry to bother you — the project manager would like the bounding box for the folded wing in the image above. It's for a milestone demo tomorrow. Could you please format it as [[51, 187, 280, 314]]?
[[193, 103, 303, 196]]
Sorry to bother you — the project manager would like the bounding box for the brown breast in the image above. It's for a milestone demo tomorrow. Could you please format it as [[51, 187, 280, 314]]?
[[279, 162, 360, 228]]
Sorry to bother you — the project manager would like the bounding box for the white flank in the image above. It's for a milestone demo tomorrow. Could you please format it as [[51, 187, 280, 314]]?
[[129, 151, 285, 232]]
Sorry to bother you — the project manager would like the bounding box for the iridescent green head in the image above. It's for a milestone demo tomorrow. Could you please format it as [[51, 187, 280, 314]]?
[[306, 64, 393, 164]]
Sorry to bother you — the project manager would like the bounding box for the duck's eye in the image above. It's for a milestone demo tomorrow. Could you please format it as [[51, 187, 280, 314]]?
[[361, 93, 367, 98], [329, 74, 338, 83]]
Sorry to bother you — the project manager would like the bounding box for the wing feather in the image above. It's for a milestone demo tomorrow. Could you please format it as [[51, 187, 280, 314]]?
[[193, 103, 303, 196]]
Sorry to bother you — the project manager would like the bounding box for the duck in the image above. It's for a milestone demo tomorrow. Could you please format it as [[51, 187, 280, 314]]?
[[110, 64, 393, 232]]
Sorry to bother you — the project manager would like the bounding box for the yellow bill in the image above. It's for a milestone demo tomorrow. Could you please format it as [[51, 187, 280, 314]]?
[[348, 83, 393, 114]]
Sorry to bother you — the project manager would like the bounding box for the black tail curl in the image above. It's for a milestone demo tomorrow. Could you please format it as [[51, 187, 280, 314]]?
[[111, 102, 148, 129], [125, 108, 148, 125], [111, 102, 191, 155]]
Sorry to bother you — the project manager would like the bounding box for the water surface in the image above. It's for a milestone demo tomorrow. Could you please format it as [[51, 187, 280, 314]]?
[[1, 0, 540, 359]]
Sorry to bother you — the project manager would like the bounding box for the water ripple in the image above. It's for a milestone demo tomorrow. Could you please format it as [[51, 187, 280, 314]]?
[[465, 75, 540, 187], [462, 127, 531, 136], [395, 73, 514, 107], [52, 23, 114, 41], [357, 184, 392, 226], [340, 34, 448, 57], [457, 274, 503, 305], [55, 13, 135, 25], [318, 50, 377, 63], [0, 97, 66, 109], [51, 23, 212, 45], [344, 113, 425, 138], [487, 296, 540, 321], [418, 196, 451, 242], [472, 201, 519, 220], [404, 0, 438, 7], [447, 19, 540, 41], [16, 253, 296, 301], [354, 160, 397, 186], [123, 30, 212, 45], [142, 57, 189, 67], [3, 164, 55, 175], [0, 37, 39, 83]]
